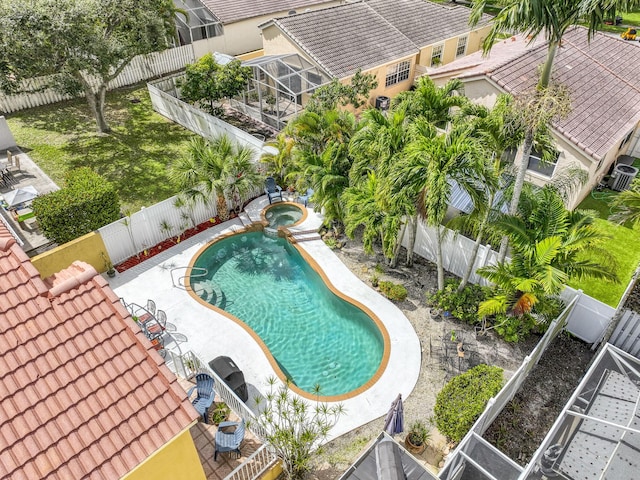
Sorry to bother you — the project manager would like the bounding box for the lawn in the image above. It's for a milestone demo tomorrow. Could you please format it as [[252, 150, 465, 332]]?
[[566, 218, 640, 307], [5, 85, 198, 212]]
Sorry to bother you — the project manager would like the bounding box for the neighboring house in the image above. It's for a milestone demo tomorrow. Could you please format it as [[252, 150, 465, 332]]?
[[0, 227, 204, 479], [258, 0, 492, 111], [427, 27, 640, 209], [175, 0, 341, 57]]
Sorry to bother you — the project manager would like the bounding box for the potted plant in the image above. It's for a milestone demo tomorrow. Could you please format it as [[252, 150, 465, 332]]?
[[101, 252, 116, 278], [405, 420, 430, 454], [209, 402, 231, 425]]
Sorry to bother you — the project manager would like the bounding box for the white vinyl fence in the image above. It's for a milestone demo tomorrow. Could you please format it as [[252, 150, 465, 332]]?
[[404, 220, 500, 286], [439, 293, 580, 480], [559, 286, 615, 344], [98, 195, 217, 265], [0, 45, 195, 114], [148, 78, 267, 156]]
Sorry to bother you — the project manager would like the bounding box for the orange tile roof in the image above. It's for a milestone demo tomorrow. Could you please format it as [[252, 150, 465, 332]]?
[[0, 226, 199, 479]]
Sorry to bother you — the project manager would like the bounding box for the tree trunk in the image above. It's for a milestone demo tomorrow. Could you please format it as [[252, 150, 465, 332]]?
[[498, 128, 534, 262], [390, 220, 407, 268], [83, 83, 111, 133], [538, 41, 558, 90], [406, 215, 418, 267], [435, 225, 445, 290]]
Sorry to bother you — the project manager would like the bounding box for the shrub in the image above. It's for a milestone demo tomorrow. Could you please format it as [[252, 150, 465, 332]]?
[[427, 279, 487, 324], [32, 167, 120, 244], [378, 280, 408, 301], [434, 365, 503, 443]]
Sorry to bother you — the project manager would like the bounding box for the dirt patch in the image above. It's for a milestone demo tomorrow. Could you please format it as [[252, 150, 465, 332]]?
[[482, 334, 595, 465]]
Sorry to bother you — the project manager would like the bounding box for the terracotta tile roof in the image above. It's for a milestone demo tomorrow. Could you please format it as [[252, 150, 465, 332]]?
[[201, 0, 335, 25], [269, 2, 420, 78], [0, 227, 199, 480], [487, 27, 640, 161], [366, 0, 492, 48]]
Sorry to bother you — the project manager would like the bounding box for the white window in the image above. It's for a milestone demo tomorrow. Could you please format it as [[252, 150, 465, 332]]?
[[385, 60, 411, 87], [527, 149, 559, 177], [431, 44, 443, 66], [456, 36, 468, 58]]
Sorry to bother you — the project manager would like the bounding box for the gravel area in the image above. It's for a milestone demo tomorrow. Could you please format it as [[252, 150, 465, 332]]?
[[307, 237, 538, 479]]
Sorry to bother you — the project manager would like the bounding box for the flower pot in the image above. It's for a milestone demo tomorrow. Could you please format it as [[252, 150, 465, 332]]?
[[107, 269, 116, 278], [404, 435, 426, 455]]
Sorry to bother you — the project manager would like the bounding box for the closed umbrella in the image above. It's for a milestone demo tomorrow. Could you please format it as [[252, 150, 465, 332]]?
[[4, 185, 38, 207], [383, 393, 404, 436]]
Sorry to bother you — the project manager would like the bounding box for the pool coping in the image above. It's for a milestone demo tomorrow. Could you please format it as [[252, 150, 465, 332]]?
[[110, 196, 421, 441]]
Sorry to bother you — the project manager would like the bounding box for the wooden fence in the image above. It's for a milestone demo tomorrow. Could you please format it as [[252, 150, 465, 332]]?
[[0, 45, 195, 114]]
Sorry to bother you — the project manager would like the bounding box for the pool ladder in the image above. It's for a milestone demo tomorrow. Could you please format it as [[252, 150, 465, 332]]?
[[171, 266, 208, 291]]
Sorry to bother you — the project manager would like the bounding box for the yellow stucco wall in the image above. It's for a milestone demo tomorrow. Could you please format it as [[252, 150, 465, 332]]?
[[30, 231, 111, 279], [123, 427, 205, 480], [418, 25, 491, 67]]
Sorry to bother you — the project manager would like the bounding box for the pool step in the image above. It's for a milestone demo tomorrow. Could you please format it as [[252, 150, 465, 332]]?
[[289, 233, 322, 243], [238, 212, 252, 226]]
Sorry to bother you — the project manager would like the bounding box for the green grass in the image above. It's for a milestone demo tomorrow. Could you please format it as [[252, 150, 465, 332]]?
[[5, 85, 198, 212], [566, 219, 640, 307]]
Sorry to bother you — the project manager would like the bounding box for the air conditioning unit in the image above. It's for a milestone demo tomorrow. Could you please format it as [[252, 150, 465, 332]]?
[[375, 96, 390, 111], [609, 164, 639, 191]]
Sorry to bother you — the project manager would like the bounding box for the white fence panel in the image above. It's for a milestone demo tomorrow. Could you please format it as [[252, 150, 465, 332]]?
[[147, 79, 267, 156], [560, 286, 615, 343], [98, 195, 218, 264], [0, 46, 195, 114]]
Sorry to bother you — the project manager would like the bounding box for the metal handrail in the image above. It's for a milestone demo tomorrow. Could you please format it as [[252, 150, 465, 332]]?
[[224, 444, 279, 480], [170, 265, 207, 290]]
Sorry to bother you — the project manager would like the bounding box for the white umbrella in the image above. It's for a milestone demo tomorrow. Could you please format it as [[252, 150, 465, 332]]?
[[4, 185, 38, 207]]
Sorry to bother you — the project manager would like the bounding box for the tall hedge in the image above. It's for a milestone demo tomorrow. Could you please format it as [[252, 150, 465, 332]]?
[[32, 167, 120, 244], [434, 365, 503, 443]]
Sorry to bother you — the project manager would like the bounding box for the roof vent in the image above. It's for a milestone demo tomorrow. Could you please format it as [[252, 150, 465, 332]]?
[[288, 9, 296, 15]]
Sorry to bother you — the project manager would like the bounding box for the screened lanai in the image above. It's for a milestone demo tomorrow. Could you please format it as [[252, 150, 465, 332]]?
[[230, 54, 331, 130]]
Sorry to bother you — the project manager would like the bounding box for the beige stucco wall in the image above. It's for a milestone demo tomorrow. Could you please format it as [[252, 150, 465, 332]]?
[[418, 25, 491, 67], [192, 2, 341, 57]]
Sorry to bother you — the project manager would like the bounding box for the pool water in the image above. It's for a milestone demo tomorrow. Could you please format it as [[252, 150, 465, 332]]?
[[190, 231, 384, 397], [264, 203, 303, 228]]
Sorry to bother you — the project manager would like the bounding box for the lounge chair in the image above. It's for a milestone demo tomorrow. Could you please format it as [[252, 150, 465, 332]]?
[[187, 373, 216, 423], [214, 418, 245, 460], [264, 177, 283, 204], [297, 188, 314, 207]]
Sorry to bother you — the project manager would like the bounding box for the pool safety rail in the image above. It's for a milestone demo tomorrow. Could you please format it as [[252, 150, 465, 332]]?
[[170, 265, 207, 290]]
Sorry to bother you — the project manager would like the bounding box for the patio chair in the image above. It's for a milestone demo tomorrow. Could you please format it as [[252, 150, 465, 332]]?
[[264, 177, 283, 204], [214, 418, 245, 460], [187, 373, 216, 423], [297, 188, 314, 207], [155, 309, 176, 332]]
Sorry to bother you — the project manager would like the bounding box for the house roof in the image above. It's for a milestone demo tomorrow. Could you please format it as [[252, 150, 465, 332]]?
[[0, 228, 199, 480], [200, 0, 334, 25], [487, 27, 640, 161], [267, 2, 420, 78], [365, 0, 492, 48]]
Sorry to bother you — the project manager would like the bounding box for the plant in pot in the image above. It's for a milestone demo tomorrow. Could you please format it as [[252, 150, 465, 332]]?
[[101, 252, 116, 278], [405, 420, 430, 454], [209, 402, 231, 425]]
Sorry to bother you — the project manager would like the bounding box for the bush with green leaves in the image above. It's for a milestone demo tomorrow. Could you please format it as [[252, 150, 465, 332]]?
[[378, 280, 408, 302], [427, 279, 488, 324], [250, 377, 344, 480], [434, 365, 503, 443], [32, 167, 120, 244]]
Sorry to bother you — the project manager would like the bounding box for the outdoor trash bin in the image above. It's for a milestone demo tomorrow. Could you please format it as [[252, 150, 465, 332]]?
[[209, 356, 248, 402]]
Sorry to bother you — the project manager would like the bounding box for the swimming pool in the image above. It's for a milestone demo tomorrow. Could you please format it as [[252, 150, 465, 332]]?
[[189, 230, 387, 398]]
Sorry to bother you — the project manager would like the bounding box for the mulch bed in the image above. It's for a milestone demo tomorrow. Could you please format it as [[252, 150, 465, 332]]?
[[114, 213, 236, 272]]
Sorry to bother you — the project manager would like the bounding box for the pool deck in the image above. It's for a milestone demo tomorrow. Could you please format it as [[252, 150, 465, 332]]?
[[110, 196, 421, 441]]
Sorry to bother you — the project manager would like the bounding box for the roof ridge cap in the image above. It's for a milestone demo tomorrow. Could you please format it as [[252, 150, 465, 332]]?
[[486, 36, 546, 75], [47, 261, 98, 298]]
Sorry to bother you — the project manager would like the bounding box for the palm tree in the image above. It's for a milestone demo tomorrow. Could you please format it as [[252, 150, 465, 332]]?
[[610, 179, 640, 226], [260, 133, 295, 187], [393, 76, 468, 127], [478, 186, 618, 318], [393, 119, 493, 290], [170, 135, 259, 219]]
